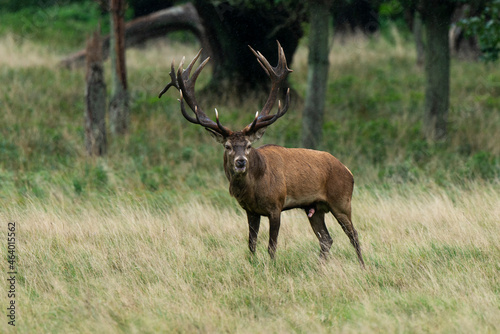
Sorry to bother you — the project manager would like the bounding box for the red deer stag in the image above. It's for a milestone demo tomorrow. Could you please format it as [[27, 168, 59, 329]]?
[[159, 42, 365, 267]]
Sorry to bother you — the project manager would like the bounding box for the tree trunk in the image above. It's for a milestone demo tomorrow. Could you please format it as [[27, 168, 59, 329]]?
[[449, 4, 481, 60], [413, 12, 425, 67], [331, 0, 379, 36], [60, 4, 204, 68], [85, 30, 107, 156], [301, 0, 331, 149], [420, 1, 455, 141], [193, 0, 305, 97], [109, 0, 129, 135]]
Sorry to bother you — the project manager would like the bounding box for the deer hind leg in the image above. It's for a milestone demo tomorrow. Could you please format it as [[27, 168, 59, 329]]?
[[332, 211, 365, 268], [246, 211, 261, 254], [267, 212, 281, 259], [306, 209, 333, 260]]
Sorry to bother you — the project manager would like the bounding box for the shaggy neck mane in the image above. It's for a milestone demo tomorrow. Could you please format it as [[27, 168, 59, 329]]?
[[225, 148, 266, 198]]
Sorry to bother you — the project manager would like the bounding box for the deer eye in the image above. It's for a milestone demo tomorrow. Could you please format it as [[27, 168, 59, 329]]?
[[224, 144, 232, 151]]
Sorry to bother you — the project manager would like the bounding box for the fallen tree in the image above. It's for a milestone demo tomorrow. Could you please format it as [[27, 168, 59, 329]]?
[[61, 1, 305, 97], [60, 3, 205, 68]]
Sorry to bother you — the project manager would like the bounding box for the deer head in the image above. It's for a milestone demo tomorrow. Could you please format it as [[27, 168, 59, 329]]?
[[158, 41, 292, 175]]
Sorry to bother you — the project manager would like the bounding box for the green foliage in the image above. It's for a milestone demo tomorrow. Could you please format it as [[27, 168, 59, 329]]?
[[465, 151, 499, 179], [378, 0, 405, 20], [460, 0, 500, 62], [0, 0, 87, 13], [0, 0, 111, 49]]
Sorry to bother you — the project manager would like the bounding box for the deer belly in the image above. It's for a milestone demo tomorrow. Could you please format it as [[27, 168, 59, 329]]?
[[283, 193, 323, 210]]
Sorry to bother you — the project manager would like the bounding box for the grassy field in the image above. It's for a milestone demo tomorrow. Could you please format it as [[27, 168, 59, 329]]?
[[0, 12, 499, 333], [2, 183, 499, 333]]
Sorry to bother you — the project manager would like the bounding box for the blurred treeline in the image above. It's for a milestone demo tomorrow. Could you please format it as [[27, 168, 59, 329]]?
[[0, 0, 410, 46], [0, 0, 498, 204]]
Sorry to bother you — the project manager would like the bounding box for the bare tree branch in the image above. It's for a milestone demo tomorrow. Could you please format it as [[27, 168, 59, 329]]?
[[60, 3, 205, 68]]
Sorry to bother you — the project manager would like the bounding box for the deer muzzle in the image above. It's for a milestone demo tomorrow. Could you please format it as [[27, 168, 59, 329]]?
[[234, 157, 247, 173]]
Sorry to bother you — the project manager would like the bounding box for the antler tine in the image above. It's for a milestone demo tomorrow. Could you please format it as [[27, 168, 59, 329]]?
[[243, 88, 291, 134], [247, 40, 292, 122], [253, 88, 290, 131], [159, 50, 233, 137], [279, 87, 291, 115], [176, 54, 204, 109], [212, 109, 231, 137], [276, 42, 287, 72], [178, 90, 199, 124], [248, 41, 291, 82], [158, 61, 179, 98], [184, 49, 202, 77], [188, 57, 210, 88], [176, 56, 187, 88], [242, 42, 292, 135], [245, 111, 260, 133], [248, 46, 271, 77], [177, 51, 210, 91]]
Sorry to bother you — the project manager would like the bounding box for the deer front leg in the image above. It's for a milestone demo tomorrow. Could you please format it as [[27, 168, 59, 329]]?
[[268, 212, 281, 259], [247, 211, 261, 253]]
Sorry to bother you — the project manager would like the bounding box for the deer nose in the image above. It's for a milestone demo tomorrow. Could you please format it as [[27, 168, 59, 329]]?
[[235, 158, 247, 168]]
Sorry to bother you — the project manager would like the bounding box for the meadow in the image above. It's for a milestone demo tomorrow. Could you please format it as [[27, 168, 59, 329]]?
[[0, 15, 499, 333]]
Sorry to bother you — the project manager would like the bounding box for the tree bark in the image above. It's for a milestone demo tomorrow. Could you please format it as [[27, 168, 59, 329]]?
[[420, 1, 455, 141], [60, 4, 204, 68], [109, 0, 129, 135], [85, 30, 107, 156], [301, 0, 331, 149], [331, 0, 379, 36], [413, 12, 425, 67]]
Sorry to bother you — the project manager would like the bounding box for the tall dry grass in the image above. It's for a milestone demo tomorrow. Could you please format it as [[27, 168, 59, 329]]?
[[0, 33, 59, 67], [1, 183, 498, 333]]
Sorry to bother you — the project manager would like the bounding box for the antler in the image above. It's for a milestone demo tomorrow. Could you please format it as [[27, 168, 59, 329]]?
[[158, 49, 232, 137], [244, 41, 292, 134], [159, 43, 291, 137]]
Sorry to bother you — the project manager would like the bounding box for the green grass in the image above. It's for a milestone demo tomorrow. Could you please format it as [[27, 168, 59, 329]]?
[[0, 20, 499, 333], [0, 1, 108, 51]]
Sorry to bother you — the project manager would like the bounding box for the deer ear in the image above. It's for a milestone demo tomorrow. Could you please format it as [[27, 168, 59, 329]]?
[[248, 127, 267, 143], [205, 128, 225, 144]]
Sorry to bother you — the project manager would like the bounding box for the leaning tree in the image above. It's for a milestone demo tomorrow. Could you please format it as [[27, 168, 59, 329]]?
[[62, 1, 306, 97]]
